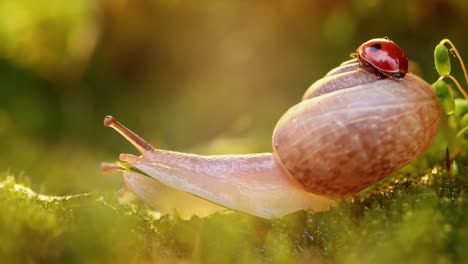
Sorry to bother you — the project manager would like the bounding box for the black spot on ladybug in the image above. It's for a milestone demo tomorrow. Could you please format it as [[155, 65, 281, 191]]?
[[370, 43, 382, 51]]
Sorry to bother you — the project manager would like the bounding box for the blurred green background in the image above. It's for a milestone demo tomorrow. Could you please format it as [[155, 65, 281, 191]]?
[[0, 0, 466, 195]]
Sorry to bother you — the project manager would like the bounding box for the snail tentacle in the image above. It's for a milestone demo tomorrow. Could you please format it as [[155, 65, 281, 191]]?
[[104, 115, 154, 154]]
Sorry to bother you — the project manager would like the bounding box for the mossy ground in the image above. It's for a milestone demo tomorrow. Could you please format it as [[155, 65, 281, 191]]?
[[1, 156, 467, 264]]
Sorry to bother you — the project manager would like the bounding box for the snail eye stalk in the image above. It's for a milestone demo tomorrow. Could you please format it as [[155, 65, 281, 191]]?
[[104, 115, 155, 154]]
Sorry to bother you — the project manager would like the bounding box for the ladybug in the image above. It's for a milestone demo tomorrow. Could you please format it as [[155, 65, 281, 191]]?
[[356, 37, 408, 79]]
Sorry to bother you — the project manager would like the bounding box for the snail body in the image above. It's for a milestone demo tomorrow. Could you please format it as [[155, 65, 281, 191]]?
[[103, 56, 440, 219], [106, 122, 335, 219]]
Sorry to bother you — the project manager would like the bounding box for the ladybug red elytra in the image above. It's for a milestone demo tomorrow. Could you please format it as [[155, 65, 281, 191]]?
[[356, 37, 408, 79]]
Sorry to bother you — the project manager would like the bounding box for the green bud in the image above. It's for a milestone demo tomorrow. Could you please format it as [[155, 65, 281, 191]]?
[[457, 126, 468, 143], [461, 113, 468, 128], [434, 44, 451, 76], [454, 98, 468, 118], [434, 79, 455, 115], [450, 160, 458, 177]]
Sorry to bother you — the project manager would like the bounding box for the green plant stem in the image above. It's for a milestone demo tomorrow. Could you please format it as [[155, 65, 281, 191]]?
[[440, 39, 468, 96], [438, 75, 468, 100]]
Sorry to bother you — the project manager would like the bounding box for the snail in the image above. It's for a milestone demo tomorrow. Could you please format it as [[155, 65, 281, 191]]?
[[102, 43, 440, 219]]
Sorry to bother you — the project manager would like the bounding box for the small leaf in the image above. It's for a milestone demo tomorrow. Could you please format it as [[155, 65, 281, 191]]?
[[450, 160, 459, 177], [457, 126, 468, 142], [434, 79, 455, 115], [434, 44, 451, 76], [454, 98, 468, 118], [461, 113, 468, 128]]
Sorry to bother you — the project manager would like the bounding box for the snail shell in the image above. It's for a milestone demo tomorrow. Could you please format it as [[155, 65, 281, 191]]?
[[274, 59, 440, 197]]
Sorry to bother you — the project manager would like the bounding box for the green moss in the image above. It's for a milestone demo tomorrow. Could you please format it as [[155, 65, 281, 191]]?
[[1, 159, 468, 263]]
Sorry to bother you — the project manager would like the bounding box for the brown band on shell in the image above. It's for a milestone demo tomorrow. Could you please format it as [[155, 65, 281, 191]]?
[[303, 68, 380, 100], [325, 59, 360, 76]]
